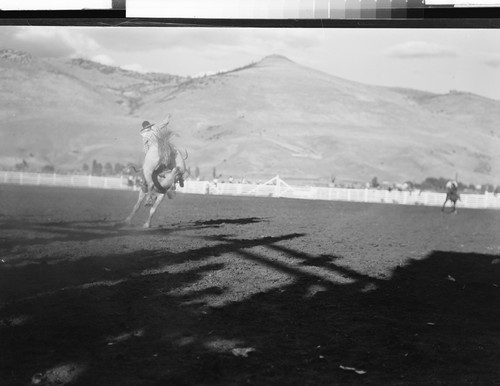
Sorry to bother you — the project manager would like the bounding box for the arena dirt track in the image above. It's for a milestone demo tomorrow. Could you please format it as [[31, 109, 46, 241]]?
[[1, 184, 499, 386]]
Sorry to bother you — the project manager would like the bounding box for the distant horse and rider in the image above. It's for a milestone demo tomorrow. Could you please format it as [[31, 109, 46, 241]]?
[[123, 116, 188, 228], [441, 179, 460, 214]]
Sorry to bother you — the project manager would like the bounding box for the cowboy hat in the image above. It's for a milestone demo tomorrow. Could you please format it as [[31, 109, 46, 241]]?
[[141, 121, 154, 130]]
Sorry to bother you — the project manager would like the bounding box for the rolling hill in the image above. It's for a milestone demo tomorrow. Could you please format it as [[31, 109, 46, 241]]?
[[1, 49, 499, 186]]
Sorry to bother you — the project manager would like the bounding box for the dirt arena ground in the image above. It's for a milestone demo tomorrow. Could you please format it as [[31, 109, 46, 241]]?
[[1, 184, 499, 386]]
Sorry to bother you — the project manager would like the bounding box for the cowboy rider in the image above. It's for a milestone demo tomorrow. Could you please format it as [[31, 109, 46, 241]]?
[[140, 120, 160, 153]]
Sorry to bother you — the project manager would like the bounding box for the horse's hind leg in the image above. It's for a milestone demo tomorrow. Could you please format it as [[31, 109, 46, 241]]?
[[441, 198, 449, 212], [144, 193, 165, 228], [124, 190, 146, 225]]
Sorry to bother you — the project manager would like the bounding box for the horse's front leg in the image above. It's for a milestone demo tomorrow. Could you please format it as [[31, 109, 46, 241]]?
[[124, 190, 146, 225], [441, 197, 449, 212], [143, 193, 165, 228]]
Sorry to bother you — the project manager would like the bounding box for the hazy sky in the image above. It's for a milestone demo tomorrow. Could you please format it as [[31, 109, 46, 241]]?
[[1, 26, 500, 99]]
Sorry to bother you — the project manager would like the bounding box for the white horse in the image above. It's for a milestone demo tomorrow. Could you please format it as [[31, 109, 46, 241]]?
[[441, 180, 460, 214], [123, 164, 186, 228], [142, 127, 187, 206], [124, 123, 188, 227]]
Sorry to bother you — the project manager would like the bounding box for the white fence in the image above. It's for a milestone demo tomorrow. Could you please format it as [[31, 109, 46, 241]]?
[[2, 171, 500, 209], [1, 171, 127, 190]]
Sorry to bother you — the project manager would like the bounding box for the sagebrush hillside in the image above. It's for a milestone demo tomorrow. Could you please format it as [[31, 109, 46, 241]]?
[[1, 49, 499, 185]]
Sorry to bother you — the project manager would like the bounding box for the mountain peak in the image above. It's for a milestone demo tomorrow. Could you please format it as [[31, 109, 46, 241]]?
[[264, 54, 293, 61], [258, 54, 295, 66]]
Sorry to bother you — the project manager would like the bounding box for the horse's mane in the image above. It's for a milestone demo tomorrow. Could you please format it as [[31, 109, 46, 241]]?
[[156, 123, 178, 167]]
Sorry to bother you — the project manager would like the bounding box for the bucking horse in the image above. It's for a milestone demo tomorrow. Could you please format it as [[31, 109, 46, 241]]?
[[441, 180, 460, 214], [123, 126, 188, 228]]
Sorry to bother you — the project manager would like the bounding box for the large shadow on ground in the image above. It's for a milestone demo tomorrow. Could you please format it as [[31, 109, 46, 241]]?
[[0, 217, 275, 303], [1, 232, 499, 385]]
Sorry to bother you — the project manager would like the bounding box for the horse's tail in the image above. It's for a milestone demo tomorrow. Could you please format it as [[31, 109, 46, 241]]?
[[155, 125, 177, 166], [152, 170, 167, 194]]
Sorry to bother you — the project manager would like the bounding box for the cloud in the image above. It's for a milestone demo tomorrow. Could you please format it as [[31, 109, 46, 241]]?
[[386, 41, 457, 59], [83, 28, 321, 58], [10, 27, 100, 58], [0, 27, 18, 44], [483, 54, 500, 68], [84, 27, 245, 53]]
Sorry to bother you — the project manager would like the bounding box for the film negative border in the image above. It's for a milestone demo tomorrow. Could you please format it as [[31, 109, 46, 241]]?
[[0, 0, 499, 26]]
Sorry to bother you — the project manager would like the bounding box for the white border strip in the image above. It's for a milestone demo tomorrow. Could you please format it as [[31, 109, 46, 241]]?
[[425, 0, 499, 5], [0, 0, 112, 10]]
